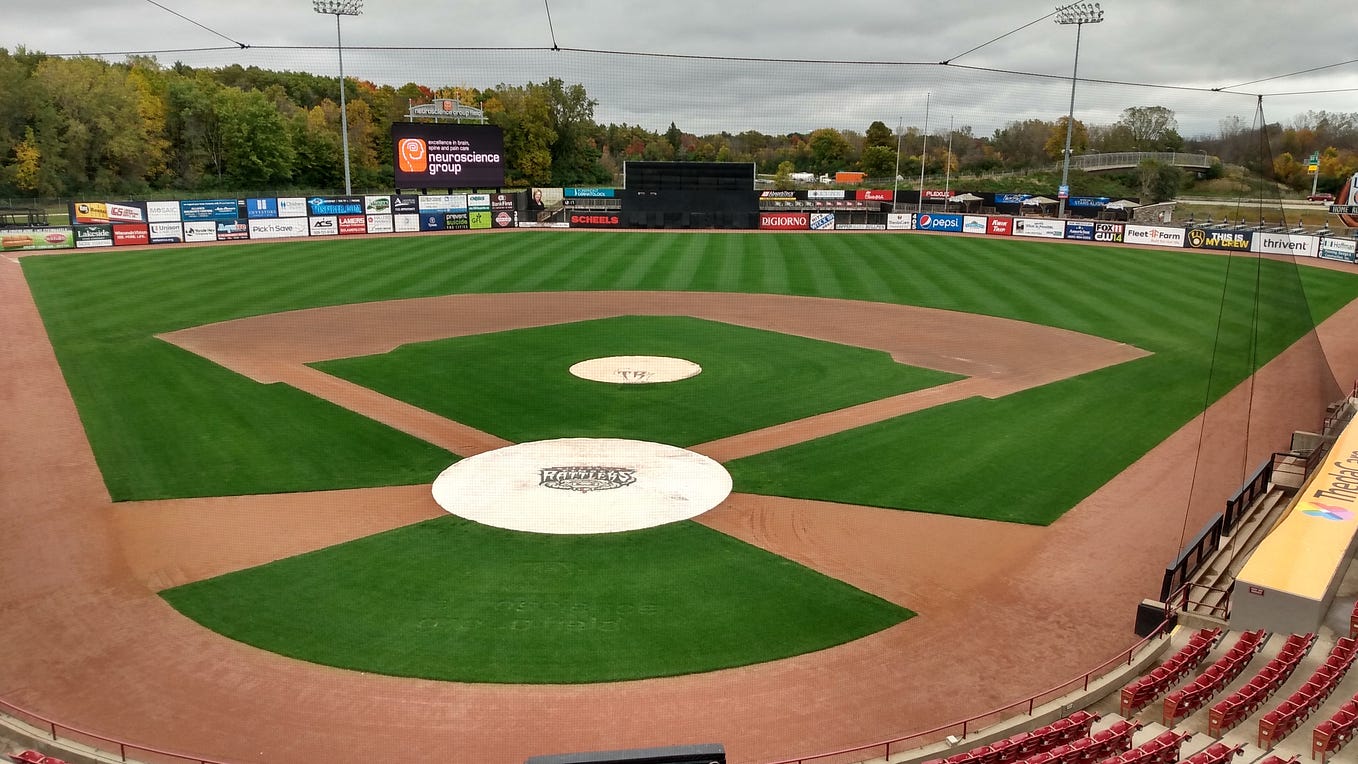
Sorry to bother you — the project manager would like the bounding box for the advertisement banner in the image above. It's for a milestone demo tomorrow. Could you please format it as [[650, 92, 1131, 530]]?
[[444, 212, 470, 230], [491, 193, 516, 210], [394, 214, 421, 232], [337, 215, 367, 235], [277, 197, 308, 218], [1123, 224, 1185, 248], [467, 193, 492, 210], [307, 196, 363, 216], [309, 216, 339, 236], [568, 212, 621, 228], [365, 215, 394, 234], [0, 228, 73, 251], [363, 196, 392, 214], [1253, 232, 1318, 258], [70, 201, 146, 225], [392, 195, 420, 215], [563, 188, 616, 198], [184, 221, 217, 243], [1067, 197, 1110, 208], [915, 213, 964, 232], [112, 224, 150, 246], [1013, 218, 1066, 239], [74, 224, 113, 248], [994, 193, 1029, 205], [856, 189, 894, 202], [1319, 237, 1357, 263], [808, 189, 845, 200], [468, 211, 491, 230], [492, 210, 516, 229], [760, 212, 809, 230], [418, 214, 445, 232], [760, 190, 799, 201], [248, 218, 309, 240], [417, 194, 468, 213], [392, 122, 505, 188], [1064, 222, 1095, 241], [1094, 222, 1124, 243], [148, 222, 184, 244], [987, 217, 1013, 236], [837, 223, 886, 230], [246, 198, 279, 219], [886, 213, 914, 230], [963, 215, 988, 234], [146, 201, 182, 223], [809, 212, 836, 230], [1186, 228, 1253, 252], [181, 199, 243, 222], [921, 189, 954, 200], [215, 220, 249, 241]]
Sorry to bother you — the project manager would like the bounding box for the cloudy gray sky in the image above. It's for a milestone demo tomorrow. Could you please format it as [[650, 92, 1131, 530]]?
[[7, 1, 1358, 137]]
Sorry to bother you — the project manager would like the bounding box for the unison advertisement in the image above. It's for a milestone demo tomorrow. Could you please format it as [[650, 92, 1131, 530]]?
[[392, 122, 505, 188]]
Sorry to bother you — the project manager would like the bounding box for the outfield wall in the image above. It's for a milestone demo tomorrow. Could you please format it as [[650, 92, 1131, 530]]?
[[0, 191, 1354, 264]]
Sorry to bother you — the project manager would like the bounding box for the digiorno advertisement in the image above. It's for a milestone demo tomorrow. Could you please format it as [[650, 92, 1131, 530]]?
[[392, 123, 505, 188]]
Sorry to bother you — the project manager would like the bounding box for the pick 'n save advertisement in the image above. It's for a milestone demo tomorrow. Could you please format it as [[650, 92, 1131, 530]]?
[[392, 122, 506, 189], [249, 218, 309, 240]]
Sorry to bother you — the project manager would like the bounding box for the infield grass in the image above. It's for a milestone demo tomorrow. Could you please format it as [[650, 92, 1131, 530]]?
[[22, 232, 1358, 522], [313, 315, 961, 446], [160, 516, 913, 683]]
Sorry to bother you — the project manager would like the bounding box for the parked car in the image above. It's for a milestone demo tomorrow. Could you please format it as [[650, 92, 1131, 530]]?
[[1307, 192, 1335, 202]]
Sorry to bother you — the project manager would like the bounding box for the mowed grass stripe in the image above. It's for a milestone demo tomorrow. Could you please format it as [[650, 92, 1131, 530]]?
[[23, 232, 1358, 514]]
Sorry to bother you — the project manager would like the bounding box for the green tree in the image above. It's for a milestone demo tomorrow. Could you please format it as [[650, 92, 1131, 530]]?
[[865, 120, 895, 150], [216, 87, 295, 188], [807, 127, 851, 175], [484, 85, 556, 186], [1043, 116, 1089, 161], [858, 144, 897, 180], [1138, 159, 1183, 203], [1117, 106, 1183, 151]]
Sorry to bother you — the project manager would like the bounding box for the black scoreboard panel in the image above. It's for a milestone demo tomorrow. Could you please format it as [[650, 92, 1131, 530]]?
[[622, 162, 758, 229], [526, 743, 726, 764]]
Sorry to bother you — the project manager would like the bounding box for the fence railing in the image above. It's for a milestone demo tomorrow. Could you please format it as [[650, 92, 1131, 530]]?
[[766, 619, 1173, 764], [0, 695, 228, 764]]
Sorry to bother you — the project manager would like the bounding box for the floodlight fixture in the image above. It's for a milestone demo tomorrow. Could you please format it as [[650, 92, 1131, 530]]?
[[313, 0, 365, 194], [1054, 2, 1105, 218]]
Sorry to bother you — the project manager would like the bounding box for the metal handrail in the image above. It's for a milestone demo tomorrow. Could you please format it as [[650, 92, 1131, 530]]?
[[0, 695, 228, 764], [766, 618, 1173, 764]]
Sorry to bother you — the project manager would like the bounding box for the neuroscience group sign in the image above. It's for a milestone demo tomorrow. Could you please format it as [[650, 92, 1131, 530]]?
[[392, 123, 505, 188]]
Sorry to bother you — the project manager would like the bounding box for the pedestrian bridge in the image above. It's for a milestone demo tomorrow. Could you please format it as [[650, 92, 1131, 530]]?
[[1067, 151, 1215, 172]]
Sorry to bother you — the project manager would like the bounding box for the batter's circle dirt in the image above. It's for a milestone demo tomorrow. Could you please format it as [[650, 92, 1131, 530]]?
[[4, 253, 1358, 764]]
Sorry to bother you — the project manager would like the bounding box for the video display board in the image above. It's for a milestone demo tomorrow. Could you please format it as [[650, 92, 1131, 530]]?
[[392, 123, 505, 188]]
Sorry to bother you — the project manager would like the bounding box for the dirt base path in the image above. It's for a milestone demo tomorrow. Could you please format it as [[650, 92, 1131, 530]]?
[[4, 255, 1358, 764]]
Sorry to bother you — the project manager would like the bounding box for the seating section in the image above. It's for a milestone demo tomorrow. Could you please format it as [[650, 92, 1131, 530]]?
[[1177, 741, 1243, 764], [1121, 629, 1221, 716], [1312, 694, 1358, 763], [922, 711, 1104, 764], [1094, 729, 1189, 764], [1258, 637, 1357, 749], [1207, 633, 1316, 737], [1351, 599, 1358, 640], [1162, 629, 1266, 726], [1254, 757, 1298, 764], [8, 752, 69, 764]]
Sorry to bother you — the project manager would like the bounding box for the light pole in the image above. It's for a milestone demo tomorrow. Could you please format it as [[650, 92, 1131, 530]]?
[[314, 0, 363, 196], [1054, 2, 1103, 219], [892, 119, 903, 212], [917, 92, 930, 215]]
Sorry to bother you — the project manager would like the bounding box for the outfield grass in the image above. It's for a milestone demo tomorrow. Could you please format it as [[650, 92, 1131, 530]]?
[[160, 516, 913, 683], [22, 232, 1358, 520], [313, 315, 961, 446]]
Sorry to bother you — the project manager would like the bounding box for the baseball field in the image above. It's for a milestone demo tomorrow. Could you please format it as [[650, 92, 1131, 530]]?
[[7, 229, 1358, 762]]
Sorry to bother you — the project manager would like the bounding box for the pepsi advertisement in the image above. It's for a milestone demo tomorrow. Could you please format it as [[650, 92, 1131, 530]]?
[[392, 123, 505, 188]]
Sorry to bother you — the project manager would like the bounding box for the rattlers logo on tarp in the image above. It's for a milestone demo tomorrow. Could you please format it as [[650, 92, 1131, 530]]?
[[539, 467, 637, 492]]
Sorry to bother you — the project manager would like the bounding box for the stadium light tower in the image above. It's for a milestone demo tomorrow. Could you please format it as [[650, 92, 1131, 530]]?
[[1054, 2, 1103, 219], [314, 0, 363, 196]]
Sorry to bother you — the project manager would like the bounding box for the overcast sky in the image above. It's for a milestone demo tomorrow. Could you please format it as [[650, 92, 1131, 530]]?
[[7, 1, 1358, 137]]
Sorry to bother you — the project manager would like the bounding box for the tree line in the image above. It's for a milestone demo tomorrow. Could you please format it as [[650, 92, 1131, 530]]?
[[2, 47, 1357, 199]]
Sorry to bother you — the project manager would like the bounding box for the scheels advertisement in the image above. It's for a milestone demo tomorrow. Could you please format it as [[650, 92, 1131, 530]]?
[[392, 122, 506, 189]]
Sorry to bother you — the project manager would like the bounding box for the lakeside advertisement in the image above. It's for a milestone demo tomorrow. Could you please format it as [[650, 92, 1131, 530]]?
[[1253, 233, 1318, 258], [392, 122, 505, 188], [1124, 224, 1185, 248], [74, 224, 113, 248], [1186, 228, 1253, 252], [249, 218, 309, 240], [760, 212, 809, 230], [1013, 218, 1065, 239], [0, 228, 73, 251]]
